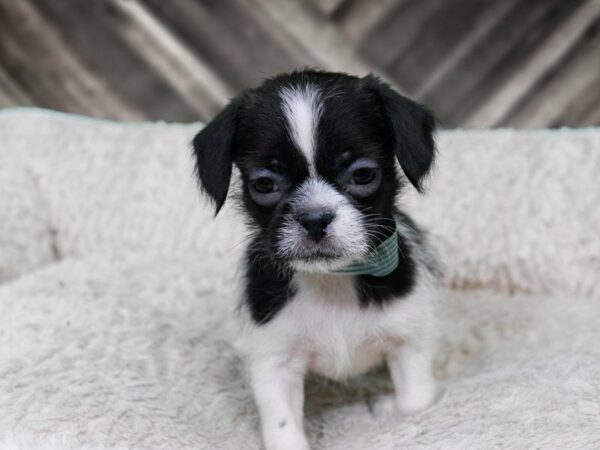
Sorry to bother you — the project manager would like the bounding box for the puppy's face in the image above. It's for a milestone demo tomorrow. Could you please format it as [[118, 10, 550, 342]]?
[[194, 71, 435, 270]]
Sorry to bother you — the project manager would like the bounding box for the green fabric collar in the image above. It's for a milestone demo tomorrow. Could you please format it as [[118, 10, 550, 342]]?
[[331, 223, 399, 277]]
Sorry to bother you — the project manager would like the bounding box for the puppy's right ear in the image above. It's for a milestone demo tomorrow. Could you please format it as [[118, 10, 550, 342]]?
[[363, 74, 436, 193], [192, 99, 241, 215]]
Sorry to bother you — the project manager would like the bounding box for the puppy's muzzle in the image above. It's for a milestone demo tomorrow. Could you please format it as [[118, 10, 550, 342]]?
[[296, 209, 335, 242]]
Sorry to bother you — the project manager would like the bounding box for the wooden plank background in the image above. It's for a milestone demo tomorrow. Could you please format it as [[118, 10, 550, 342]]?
[[0, 0, 599, 128]]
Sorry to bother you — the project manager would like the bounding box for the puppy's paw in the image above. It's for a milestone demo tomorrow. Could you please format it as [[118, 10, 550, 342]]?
[[370, 394, 397, 418], [396, 379, 439, 415], [371, 382, 443, 418], [264, 435, 310, 450]]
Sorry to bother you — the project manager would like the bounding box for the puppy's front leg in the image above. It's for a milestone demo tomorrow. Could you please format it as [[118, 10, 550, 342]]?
[[386, 339, 436, 415], [250, 356, 309, 450]]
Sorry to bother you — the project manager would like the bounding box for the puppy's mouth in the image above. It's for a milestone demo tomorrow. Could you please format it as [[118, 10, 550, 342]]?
[[276, 238, 356, 260], [295, 250, 342, 260], [286, 250, 359, 273], [274, 227, 370, 273]]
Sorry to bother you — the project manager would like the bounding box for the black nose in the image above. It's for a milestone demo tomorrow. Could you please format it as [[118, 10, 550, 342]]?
[[296, 210, 335, 242]]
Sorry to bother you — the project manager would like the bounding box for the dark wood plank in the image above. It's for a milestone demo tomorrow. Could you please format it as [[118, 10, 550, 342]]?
[[418, 0, 585, 127], [306, 0, 348, 17], [335, 0, 401, 43], [358, 0, 443, 71], [0, 0, 145, 119], [106, 0, 230, 119], [25, 0, 206, 121], [141, 0, 320, 92], [0, 66, 34, 107], [577, 101, 600, 127], [387, 0, 510, 96], [464, 0, 600, 127], [0, 0, 598, 127], [412, 0, 517, 100], [251, 0, 382, 81], [502, 17, 600, 128]]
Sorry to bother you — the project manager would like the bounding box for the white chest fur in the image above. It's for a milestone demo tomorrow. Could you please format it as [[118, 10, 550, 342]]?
[[239, 271, 435, 380], [288, 274, 386, 378]]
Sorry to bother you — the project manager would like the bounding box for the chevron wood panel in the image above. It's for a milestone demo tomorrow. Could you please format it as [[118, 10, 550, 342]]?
[[0, 0, 598, 127]]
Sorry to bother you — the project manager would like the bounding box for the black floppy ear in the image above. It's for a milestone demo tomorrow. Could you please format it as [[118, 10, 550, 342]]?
[[365, 75, 436, 192], [192, 99, 241, 215]]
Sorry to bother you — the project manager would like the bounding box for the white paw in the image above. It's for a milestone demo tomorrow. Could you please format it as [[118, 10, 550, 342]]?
[[396, 378, 438, 415], [371, 381, 442, 418], [263, 433, 310, 450], [370, 394, 397, 418]]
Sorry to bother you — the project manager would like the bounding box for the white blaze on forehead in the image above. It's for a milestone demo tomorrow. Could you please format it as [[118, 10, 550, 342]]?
[[280, 84, 323, 174]]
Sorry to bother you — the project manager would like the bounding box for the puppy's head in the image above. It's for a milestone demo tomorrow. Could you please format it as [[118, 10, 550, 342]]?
[[193, 71, 435, 271]]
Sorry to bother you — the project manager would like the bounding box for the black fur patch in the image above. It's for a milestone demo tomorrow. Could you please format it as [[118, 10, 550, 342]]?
[[355, 211, 418, 307], [244, 237, 296, 325]]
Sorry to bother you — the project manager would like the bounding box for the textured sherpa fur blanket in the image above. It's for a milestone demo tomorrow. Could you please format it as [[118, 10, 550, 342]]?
[[0, 108, 599, 450]]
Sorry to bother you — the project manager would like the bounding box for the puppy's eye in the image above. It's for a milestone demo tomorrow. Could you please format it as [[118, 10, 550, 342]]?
[[351, 167, 376, 185], [341, 159, 381, 198], [254, 177, 276, 194], [248, 169, 289, 207]]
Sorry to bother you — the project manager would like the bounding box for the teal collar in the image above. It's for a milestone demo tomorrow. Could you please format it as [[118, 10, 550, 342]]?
[[332, 220, 399, 277]]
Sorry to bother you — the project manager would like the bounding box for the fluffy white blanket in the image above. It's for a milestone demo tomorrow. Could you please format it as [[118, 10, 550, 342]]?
[[0, 109, 599, 449]]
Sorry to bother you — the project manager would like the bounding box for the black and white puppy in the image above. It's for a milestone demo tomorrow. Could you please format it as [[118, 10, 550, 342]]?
[[193, 70, 441, 450]]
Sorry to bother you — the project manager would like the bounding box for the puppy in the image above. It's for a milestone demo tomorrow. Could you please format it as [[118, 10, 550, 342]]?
[[193, 70, 441, 450]]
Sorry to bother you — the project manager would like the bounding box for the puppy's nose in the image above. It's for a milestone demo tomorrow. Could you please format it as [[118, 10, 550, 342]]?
[[296, 210, 335, 242]]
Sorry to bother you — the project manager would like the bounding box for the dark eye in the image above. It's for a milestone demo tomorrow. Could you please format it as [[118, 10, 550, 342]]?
[[248, 169, 289, 207], [340, 158, 381, 198], [351, 167, 376, 185], [254, 177, 275, 194]]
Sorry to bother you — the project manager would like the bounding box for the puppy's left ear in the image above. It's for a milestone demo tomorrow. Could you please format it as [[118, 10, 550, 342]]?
[[364, 75, 436, 192], [192, 99, 241, 215]]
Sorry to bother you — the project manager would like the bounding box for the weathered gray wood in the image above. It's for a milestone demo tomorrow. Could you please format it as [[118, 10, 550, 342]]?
[[252, 0, 387, 83], [141, 0, 319, 92], [109, 0, 231, 119], [388, 0, 499, 95], [421, 0, 582, 127], [25, 0, 200, 121], [578, 102, 600, 127], [503, 17, 600, 128], [0, 66, 33, 107], [359, 0, 443, 70], [306, 0, 348, 17], [0, 0, 145, 119], [464, 0, 600, 127], [335, 0, 402, 43], [413, 0, 516, 100], [0, 0, 597, 127]]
